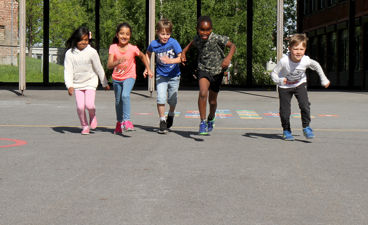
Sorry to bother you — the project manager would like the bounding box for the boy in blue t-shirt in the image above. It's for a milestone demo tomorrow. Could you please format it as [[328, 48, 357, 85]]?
[[144, 18, 182, 134]]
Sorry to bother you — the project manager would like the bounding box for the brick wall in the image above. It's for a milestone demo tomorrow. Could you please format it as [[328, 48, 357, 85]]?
[[0, 0, 19, 65]]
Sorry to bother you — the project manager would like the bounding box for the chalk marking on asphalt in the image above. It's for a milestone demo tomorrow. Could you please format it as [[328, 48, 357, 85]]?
[[1, 124, 368, 132], [0, 138, 27, 148]]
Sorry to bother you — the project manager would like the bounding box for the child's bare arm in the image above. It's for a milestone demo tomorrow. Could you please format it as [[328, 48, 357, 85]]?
[[160, 53, 182, 64], [222, 41, 236, 69], [143, 51, 152, 77], [145, 51, 152, 63], [107, 54, 125, 69], [181, 41, 193, 65], [138, 51, 153, 78]]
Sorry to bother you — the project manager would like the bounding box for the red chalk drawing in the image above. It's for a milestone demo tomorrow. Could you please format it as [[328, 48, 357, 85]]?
[[0, 138, 27, 148]]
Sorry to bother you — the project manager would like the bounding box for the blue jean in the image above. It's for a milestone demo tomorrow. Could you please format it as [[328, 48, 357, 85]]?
[[156, 75, 180, 106], [113, 78, 135, 122]]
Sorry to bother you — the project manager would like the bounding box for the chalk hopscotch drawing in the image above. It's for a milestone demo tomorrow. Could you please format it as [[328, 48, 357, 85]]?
[[263, 112, 280, 118], [185, 110, 199, 118], [215, 109, 233, 119], [134, 112, 154, 116], [164, 112, 181, 117], [318, 114, 338, 117], [185, 109, 232, 119], [291, 113, 315, 119], [236, 110, 262, 119]]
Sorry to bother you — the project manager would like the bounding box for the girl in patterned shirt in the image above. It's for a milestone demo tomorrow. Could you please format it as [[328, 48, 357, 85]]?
[[181, 16, 236, 135]]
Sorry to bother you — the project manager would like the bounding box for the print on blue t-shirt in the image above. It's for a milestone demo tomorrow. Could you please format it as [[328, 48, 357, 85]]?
[[147, 37, 182, 77]]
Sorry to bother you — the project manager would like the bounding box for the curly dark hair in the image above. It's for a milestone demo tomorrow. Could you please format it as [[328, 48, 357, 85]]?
[[197, 16, 212, 29]]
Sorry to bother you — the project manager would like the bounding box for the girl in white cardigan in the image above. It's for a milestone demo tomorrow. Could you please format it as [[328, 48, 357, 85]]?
[[64, 27, 110, 135]]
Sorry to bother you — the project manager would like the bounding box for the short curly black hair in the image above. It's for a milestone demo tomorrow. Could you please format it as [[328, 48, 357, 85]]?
[[197, 16, 212, 29]]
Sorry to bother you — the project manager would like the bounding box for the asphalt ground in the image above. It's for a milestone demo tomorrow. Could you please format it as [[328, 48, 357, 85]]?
[[0, 87, 368, 225]]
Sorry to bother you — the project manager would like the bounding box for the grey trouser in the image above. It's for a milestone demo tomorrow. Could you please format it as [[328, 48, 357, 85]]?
[[278, 83, 310, 131]]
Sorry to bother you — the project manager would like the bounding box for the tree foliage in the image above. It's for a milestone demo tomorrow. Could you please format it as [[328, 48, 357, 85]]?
[[284, 0, 297, 37], [49, 0, 88, 47], [25, 0, 298, 86], [26, 0, 43, 55]]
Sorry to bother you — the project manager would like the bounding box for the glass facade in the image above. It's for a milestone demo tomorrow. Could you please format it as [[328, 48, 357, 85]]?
[[364, 23, 368, 71], [354, 27, 361, 72], [337, 29, 348, 73], [304, 0, 347, 16], [300, 0, 367, 89], [327, 32, 337, 73]]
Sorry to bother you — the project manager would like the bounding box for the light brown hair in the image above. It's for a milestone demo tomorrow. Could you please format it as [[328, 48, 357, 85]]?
[[288, 33, 308, 48], [156, 18, 173, 33]]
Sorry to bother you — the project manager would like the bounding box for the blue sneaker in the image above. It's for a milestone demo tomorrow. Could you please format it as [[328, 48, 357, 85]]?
[[283, 130, 294, 141], [303, 126, 315, 139], [207, 118, 215, 132], [199, 121, 208, 135]]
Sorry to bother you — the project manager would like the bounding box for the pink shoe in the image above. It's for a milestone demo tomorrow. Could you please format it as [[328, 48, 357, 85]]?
[[81, 126, 90, 135], [114, 121, 122, 134], [123, 120, 134, 131], [90, 116, 97, 129]]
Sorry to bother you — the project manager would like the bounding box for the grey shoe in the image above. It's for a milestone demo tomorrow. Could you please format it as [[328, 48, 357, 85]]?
[[158, 120, 168, 134]]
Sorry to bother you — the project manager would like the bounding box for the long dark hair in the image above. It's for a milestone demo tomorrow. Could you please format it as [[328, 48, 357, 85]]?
[[112, 23, 132, 44], [66, 26, 91, 51]]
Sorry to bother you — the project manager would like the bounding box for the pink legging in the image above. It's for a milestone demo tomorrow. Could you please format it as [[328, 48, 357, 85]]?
[[75, 89, 96, 127]]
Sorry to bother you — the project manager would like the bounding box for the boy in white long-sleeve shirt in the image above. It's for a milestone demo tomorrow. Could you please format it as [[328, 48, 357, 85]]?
[[270, 33, 330, 141]]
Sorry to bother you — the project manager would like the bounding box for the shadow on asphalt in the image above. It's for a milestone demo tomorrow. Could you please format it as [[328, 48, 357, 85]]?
[[234, 90, 278, 99], [7, 89, 24, 96], [169, 129, 204, 142], [131, 91, 152, 98], [243, 132, 312, 143], [52, 126, 81, 134], [51, 126, 131, 137], [134, 124, 204, 142], [243, 132, 283, 139]]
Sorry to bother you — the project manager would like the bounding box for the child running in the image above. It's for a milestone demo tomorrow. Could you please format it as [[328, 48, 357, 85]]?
[[107, 22, 153, 134], [181, 16, 236, 135], [270, 33, 330, 141], [144, 18, 182, 134], [64, 26, 110, 135]]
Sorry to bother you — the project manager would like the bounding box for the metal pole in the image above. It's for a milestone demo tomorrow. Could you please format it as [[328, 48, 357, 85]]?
[[296, 0, 304, 33], [276, 0, 284, 93], [43, 0, 50, 86], [148, 0, 155, 96], [277, 0, 284, 62], [246, 0, 253, 87], [95, 0, 100, 53], [348, 0, 355, 88], [19, 0, 26, 93], [197, 0, 201, 19], [10, 0, 14, 65]]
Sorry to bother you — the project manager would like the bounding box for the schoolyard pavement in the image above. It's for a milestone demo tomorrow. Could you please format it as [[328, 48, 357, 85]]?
[[1, 87, 368, 225]]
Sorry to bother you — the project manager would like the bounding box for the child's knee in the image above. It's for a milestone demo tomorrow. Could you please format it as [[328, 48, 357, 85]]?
[[209, 99, 217, 105], [86, 104, 95, 111], [76, 106, 85, 113], [199, 94, 207, 102], [122, 94, 130, 101], [167, 98, 177, 106], [299, 102, 310, 112], [199, 90, 208, 98]]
